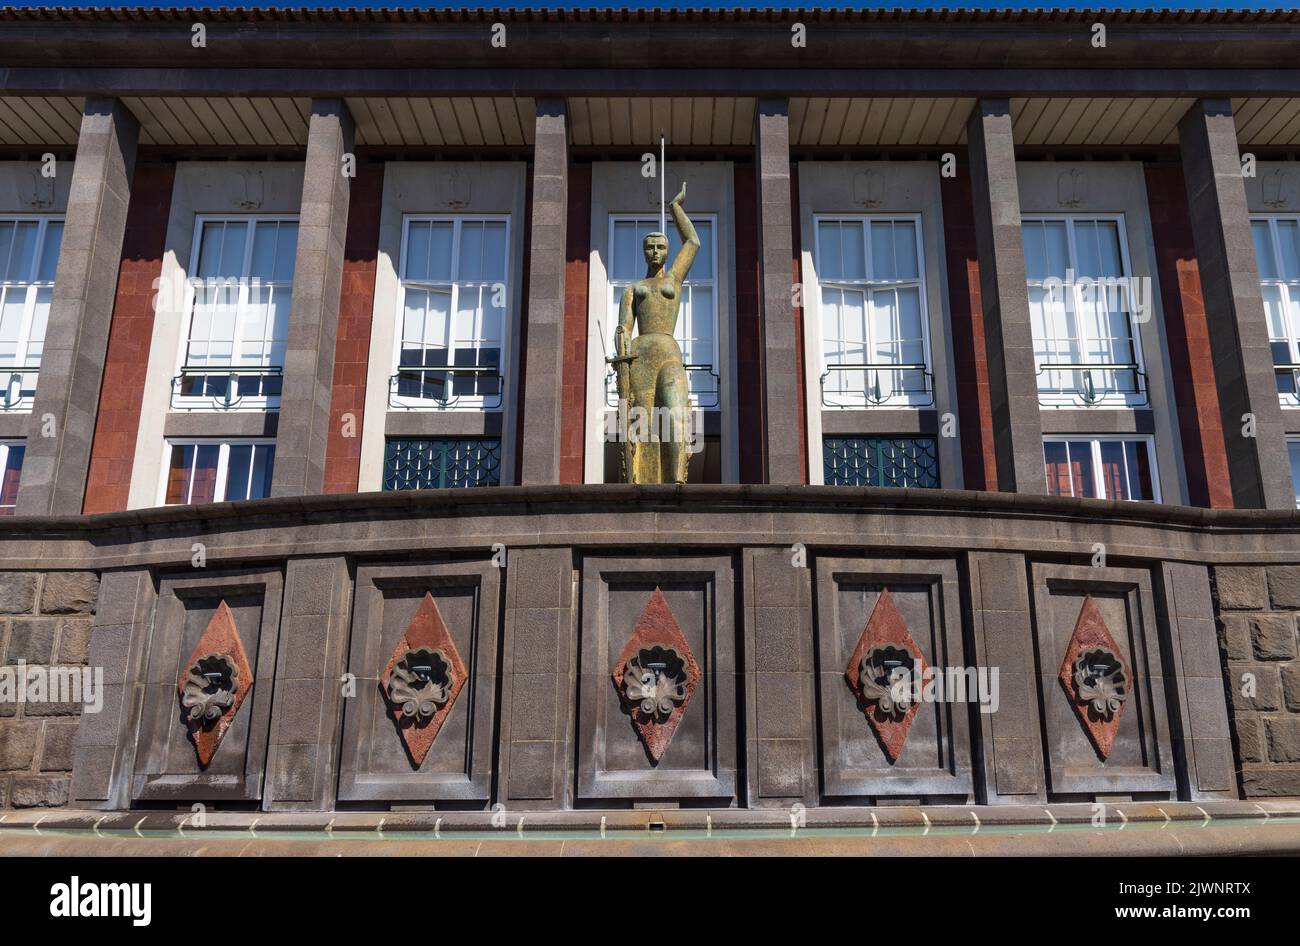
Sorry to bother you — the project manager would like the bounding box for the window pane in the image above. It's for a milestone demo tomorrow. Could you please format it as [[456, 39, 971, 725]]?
[[818, 221, 845, 280], [5, 222, 37, 283], [458, 220, 485, 282], [612, 220, 641, 281], [892, 221, 919, 280], [1279, 220, 1300, 281], [0, 444, 23, 511], [37, 222, 62, 282], [164, 444, 193, 504], [249, 222, 278, 280], [1290, 441, 1300, 508], [1126, 441, 1155, 501], [404, 221, 431, 281], [1068, 441, 1096, 498], [1043, 440, 1072, 496], [693, 220, 715, 279], [189, 444, 220, 504], [870, 221, 897, 280], [250, 445, 274, 499], [480, 221, 508, 283], [224, 444, 252, 501], [1254, 220, 1279, 280], [273, 223, 297, 282], [1099, 440, 1128, 500]]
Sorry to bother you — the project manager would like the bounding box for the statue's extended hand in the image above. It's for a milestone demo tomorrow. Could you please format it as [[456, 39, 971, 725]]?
[[670, 182, 687, 206]]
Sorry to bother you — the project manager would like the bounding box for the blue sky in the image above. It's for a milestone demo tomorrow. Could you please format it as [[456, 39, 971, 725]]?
[[0, 2, 1289, 11]]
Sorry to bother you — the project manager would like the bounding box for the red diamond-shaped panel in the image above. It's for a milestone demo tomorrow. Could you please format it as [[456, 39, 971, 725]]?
[[380, 592, 468, 768], [611, 587, 701, 764], [1058, 595, 1131, 761], [177, 600, 253, 768], [844, 588, 928, 764]]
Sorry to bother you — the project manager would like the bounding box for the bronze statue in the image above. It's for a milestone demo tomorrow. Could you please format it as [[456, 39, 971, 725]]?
[[611, 183, 699, 484]]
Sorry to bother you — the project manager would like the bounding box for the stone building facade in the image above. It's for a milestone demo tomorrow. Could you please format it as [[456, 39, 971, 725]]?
[[0, 8, 1296, 812]]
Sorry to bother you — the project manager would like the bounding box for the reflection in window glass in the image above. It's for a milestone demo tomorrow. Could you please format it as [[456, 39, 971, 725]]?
[[1044, 437, 1156, 502]]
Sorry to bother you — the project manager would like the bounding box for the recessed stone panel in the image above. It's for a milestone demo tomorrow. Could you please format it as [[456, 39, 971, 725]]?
[[337, 560, 499, 805], [1031, 563, 1176, 798], [131, 569, 283, 803], [815, 557, 973, 801], [578, 555, 737, 803]]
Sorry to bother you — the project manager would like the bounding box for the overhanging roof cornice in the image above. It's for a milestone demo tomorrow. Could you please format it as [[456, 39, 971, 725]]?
[[1, 7, 1300, 73]]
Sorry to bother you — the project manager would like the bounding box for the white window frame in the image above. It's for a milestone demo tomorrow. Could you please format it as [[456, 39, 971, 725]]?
[[157, 437, 276, 506], [173, 214, 299, 413], [390, 214, 512, 412], [604, 212, 720, 409], [0, 438, 23, 512], [1250, 214, 1300, 409], [811, 213, 933, 409], [1041, 434, 1161, 503], [0, 214, 62, 413], [1023, 213, 1147, 409]]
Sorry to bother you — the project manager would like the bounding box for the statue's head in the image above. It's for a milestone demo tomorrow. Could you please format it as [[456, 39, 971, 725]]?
[[642, 231, 669, 268]]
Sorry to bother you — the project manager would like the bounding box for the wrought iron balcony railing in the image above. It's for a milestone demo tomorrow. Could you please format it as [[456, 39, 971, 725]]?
[[0, 366, 40, 412], [819, 362, 934, 408], [604, 363, 721, 411], [1035, 361, 1148, 407], [388, 365, 505, 410], [171, 365, 283, 411]]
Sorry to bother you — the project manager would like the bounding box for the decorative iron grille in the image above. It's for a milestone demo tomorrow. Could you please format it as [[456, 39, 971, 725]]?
[[823, 436, 939, 488], [383, 438, 501, 490]]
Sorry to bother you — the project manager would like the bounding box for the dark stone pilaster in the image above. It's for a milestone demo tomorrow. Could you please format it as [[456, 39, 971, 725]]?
[[965, 99, 1045, 494], [966, 551, 1046, 804], [271, 99, 354, 498], [17, 98, 138, 516], [1178, 99, 1294, 510], [754, 98, 804, 484], [519, 98, 568, 485]]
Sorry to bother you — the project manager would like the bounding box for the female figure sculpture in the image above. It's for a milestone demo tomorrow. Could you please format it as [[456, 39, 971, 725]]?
[[612, 183, 699, 484]]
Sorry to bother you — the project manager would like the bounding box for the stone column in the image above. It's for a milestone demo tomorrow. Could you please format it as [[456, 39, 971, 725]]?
[[519, 99, 569, 485], [1179, 99, 1294, 509], [754, 98, 803, 484], [270, 99, 354, 498], [17, 98, 138, 517], [965, 99, 1045, 494]]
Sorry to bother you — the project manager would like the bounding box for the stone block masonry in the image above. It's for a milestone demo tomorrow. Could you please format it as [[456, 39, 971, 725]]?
[[0, 571, 98, 808], [1214, 566, 1300, 796]]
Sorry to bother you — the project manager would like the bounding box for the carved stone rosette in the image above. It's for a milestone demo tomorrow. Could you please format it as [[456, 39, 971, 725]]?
[[176, 600, 254, 768], [1057, 595, 1133, 761], [380, 593, 468, 768], [844, 589, 928, 764], [611, 588, 702, 764]]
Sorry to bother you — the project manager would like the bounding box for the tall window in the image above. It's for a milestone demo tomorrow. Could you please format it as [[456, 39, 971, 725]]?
[[606, 215, 718, 406], [1023, 216, 1144, 407], [393, 216, 509, 410], [163, 440, 275, 505], [177, 217, 297, 411], [814, 216, 930, 408], [1043, 436, 1157, 502], [0, 440, 24, 515], [0, 217, 62, 412], [1251, 216, 1300, 407]]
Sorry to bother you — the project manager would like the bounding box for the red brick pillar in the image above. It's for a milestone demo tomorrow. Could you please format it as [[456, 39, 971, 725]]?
[[82, 164, 174, 515]]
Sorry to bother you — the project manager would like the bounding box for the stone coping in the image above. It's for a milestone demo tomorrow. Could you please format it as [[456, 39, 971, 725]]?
[[2, 484, 1297, 536], [3, 802, 1299, 856]]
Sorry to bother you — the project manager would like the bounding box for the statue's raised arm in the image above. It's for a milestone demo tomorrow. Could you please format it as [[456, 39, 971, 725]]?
[[667, 182, 700, 284]]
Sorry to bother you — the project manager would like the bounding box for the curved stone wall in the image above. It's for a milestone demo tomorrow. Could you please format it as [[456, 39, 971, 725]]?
[[0, 485, 1294, 810]]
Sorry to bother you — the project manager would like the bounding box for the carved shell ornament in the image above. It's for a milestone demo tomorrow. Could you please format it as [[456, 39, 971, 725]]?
[[857, 643, 916, 720], [1072, 646, 1129, 720], [180, 654, 239, 727], [623, 645, 690, 722], [388, 647, 454, 720]]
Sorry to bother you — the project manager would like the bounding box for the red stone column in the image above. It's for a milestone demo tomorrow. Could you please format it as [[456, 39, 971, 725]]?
[[940, 169, 999, 492], [1144, 164, 1234, 509], [559, 165, 591, 484], [321, 165, 384, 495], [82, 164, 175, 515]]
